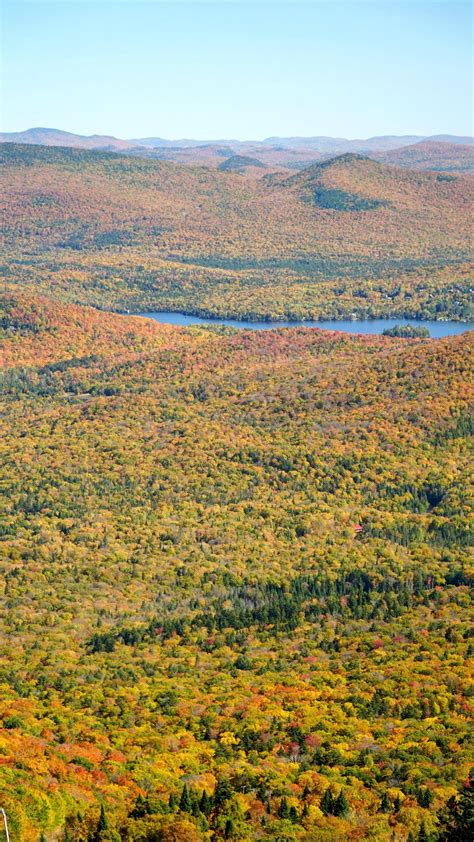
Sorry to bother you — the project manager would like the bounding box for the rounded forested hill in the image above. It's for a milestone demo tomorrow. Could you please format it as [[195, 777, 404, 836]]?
[[218, 154, 267, 171]]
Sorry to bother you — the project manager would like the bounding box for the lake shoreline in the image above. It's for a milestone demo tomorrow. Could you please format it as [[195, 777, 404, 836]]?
[[135, 311, 474, 338]]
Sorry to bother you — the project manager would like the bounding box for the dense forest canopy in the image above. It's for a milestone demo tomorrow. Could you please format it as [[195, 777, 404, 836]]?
[[1, 289, 473, 840], [1, 143, 473, 321]]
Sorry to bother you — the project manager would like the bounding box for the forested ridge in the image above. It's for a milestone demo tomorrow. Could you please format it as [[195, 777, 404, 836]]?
[[1, 289, 472, 840], [1, 143, 472, 321], [2, 130, 473, 173]]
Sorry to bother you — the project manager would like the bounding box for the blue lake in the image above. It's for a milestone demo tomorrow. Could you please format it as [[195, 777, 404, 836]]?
[[138, 312, 473, 338]]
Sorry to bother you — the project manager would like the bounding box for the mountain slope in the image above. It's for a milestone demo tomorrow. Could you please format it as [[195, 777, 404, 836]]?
[[1, 143, 472, 320]]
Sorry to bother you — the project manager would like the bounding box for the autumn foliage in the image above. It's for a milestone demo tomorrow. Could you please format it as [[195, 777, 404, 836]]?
[[1, 143, 472, 321], [0, 290, 472, 840]]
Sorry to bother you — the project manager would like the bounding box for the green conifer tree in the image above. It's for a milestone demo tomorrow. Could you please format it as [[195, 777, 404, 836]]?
[[214, 779, 232, 808], [334, 790, 349, 818], [289, 805, 298, 823], [179, 784, 192, 813], [380, 792, 391, 813], [200, 789, 212, 816], [92, 805, 109, 842], [278, 796, 290, 819], [320, 788, 335, 816]]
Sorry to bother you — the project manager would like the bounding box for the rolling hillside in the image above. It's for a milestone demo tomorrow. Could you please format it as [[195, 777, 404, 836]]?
[[1, 288, 473, 840], [375, 141, 474, 174], [1, 143, 472, 321]]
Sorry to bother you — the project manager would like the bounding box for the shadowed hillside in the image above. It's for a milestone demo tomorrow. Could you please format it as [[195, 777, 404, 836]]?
[[219, 154, 266, 172]]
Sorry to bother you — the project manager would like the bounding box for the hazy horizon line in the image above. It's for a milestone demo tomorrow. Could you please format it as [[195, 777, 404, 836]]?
[[2, 125, 473, 143]]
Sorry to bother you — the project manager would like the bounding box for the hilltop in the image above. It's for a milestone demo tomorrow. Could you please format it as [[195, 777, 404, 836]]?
[[218, 154, 266, 172], [0, 126, 135, 151], [283, 154, 394, 210], [375, 140, 474, 173], [1, 143, 472, 321]]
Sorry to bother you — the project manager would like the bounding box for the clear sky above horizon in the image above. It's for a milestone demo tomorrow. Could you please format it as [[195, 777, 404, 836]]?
[[2, 0, 472, 140]]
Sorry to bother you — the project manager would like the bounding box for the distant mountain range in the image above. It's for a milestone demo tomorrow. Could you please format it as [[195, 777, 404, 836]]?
[[1, 127, 473, 173], [258, 133, 474, 151], [1, 127, 472, 152]]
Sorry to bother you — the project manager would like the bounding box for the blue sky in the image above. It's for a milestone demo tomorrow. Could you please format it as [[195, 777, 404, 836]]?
[[2, 1, 472, 139]]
